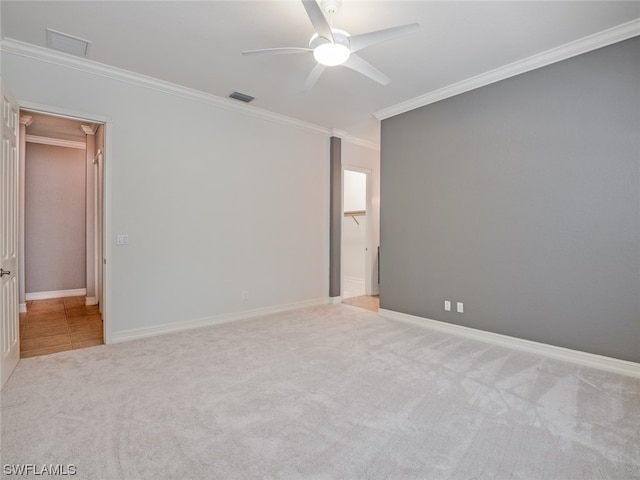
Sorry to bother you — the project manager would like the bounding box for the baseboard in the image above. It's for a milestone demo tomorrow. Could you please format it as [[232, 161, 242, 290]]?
[[25, 288, 87, 301], [330, 296, 342, 305], [379, 309, 640, 379], [343, 276, 365, 283], [111, 297, 331, 344], [19, 303, 27, 313], [85, 297, 99, 306]]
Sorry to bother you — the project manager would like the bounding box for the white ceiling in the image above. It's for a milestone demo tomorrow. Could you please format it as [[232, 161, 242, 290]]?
[[2, 1, 639, 143]]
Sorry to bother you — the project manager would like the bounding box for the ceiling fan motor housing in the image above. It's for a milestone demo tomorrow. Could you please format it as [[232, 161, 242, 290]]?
[[309, 28, 350, 49]]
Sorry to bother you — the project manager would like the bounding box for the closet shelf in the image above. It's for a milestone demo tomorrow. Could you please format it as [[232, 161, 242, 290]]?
[[344, 210, 366, 225]]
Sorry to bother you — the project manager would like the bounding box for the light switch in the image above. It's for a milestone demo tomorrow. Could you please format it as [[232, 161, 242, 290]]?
[[116, 234, 129, 245]]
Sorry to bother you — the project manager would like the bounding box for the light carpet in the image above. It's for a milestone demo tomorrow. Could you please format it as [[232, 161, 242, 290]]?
[[1, 304, 639, 479]]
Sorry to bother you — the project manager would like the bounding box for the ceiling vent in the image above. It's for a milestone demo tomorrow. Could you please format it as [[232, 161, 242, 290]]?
[[46, 28, 91, 56], [229, 91, 255, 103]]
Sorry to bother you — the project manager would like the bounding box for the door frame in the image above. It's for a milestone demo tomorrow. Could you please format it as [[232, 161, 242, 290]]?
[[342, 166, 373, 297], [18, 100, 112, 344]]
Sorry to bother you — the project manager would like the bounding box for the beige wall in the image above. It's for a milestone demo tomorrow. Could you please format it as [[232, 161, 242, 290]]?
[[25, 143, 86, 293]]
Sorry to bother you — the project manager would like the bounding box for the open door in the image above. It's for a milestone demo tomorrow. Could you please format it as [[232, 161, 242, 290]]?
[[1, 79, 20, 389]]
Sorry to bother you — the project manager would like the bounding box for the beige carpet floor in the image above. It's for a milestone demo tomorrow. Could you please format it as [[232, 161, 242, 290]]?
[[1, 304, 638, 479]]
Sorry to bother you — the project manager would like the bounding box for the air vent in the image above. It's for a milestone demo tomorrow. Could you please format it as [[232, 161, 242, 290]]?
[[46, 28, 91, 57], [229, 92, 255, 103]]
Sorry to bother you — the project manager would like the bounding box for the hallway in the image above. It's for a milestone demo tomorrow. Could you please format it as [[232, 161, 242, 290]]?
[[19, 296, 103, 358]]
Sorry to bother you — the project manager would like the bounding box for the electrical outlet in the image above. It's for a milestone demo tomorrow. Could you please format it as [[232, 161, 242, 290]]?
[[242, 291, 249, 301], [457, 302, 464, 313], [444, 301, 451, 311]]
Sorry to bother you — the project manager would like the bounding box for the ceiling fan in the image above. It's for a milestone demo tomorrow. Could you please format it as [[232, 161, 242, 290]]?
[[242, 0, 420, 91]]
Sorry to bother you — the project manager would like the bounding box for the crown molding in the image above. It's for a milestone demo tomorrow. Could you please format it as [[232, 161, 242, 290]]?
[[375, 18, 640, 121], [1, 38, 336, 138], [329, 128, 380, 151], [26, 134, 86, 149]]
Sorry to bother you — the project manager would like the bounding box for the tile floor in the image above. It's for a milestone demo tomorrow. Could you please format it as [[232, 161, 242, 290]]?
[[342, 295, 379, 312], [19, 296, 103, 358]]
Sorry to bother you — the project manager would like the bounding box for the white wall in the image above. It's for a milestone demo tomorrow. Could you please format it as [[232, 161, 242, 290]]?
[[2, 48, 330, 339], [343, 170, 366, 212], [343, 170, 366, 280], [342, 216, 366, 280], [342, 140, 381, 295]]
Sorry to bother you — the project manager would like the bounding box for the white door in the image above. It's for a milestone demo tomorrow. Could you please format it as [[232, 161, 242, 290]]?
[[1, 79, 20, 389]]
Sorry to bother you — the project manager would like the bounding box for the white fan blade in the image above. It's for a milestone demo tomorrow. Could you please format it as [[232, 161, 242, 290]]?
[[348, 23, 420, 53], [301, 0, 334, 43], [242, 47, 313, 56], [342, 54, 391, 86], [303, 63, 326, 92]]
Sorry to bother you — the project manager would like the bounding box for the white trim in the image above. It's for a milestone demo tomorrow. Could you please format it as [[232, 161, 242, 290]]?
[[111, 297, 330, 343], [375, 19, 640, 120], [25, 288, 87, 301], [85, 296, 98, 306], [379, 309, 640, 379], [25, 134, 86, 149], [343, 275, 366, 283], [345, 136, 379, 152], [18, 101, 109, 126], [330, 296, 342, 305], [331, 129, 380, 151], [1, 39, 332, 138], [19, 303, 27, 313], [102, 117, 112, 344]]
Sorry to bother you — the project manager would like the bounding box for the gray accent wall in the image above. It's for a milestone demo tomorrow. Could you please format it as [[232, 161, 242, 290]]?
[[329, 136, 342, 298], [380, 37, 640, 362]]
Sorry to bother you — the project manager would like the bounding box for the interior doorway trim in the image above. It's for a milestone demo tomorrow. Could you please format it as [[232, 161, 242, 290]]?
[[17, 100, 112, 344]]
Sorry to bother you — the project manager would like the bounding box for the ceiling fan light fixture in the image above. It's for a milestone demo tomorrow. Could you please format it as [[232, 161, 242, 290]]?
[[313, 42, 350, 66]]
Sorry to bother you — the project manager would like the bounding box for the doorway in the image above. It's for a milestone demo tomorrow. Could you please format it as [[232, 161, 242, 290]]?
[[19, 109, 105, 357], [342, 169, 368, 299]]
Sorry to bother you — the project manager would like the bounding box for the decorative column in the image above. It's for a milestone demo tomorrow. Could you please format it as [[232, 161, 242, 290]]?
[[18, 115, 32, 312], [81, 124, 99, 306], [329, 136, 342, 300]]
